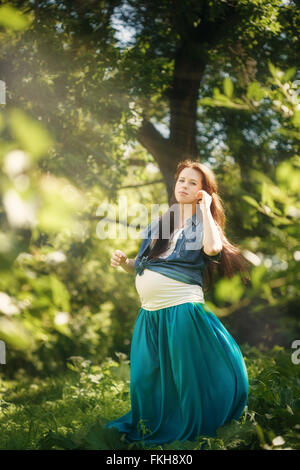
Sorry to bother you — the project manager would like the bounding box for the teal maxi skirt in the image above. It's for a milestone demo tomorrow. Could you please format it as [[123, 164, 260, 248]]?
[[105, 301, 249, 446]]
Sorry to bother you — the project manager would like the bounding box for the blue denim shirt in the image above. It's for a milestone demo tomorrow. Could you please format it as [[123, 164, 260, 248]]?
[[134, 205, 222, 287]]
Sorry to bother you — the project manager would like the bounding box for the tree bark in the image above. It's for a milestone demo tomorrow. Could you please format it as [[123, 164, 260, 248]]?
[[165, 49, 205, 200], [136, 3, 244, 202], [137, 50, 205, 202]]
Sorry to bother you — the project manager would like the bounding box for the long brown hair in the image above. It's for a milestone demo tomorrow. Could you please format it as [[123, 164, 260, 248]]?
[[147, 159, 251, 294]]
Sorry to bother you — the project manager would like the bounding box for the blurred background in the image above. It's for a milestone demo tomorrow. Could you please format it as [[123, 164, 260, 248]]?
[[0, 0, 299, 450]]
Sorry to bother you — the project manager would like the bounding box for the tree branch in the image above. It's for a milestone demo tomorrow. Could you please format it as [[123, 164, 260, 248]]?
[[118, 179, 164, 189]]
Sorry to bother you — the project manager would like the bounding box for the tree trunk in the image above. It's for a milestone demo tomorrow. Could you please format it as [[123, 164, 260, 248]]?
[[137, 48, 205, 203], [136, 3, 244, 202]]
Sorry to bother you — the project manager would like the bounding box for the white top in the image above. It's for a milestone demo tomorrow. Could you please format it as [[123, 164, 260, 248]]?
[[157, 227, 184, 258], [135, 227, 205, 310]]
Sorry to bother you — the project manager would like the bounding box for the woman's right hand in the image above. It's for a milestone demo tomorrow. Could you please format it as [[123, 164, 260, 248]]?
[[110, 250, 128, 268]]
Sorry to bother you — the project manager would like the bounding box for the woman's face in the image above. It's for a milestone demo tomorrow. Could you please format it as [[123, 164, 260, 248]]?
[[175, 167, 202, 205]]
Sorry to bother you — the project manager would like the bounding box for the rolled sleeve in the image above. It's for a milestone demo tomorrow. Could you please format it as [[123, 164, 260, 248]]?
[[201, 247, 222, 264]]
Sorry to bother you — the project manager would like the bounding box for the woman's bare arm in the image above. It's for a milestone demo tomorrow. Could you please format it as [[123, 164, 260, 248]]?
[[111, 250, 137, 274], [121, 256, 137, 274]]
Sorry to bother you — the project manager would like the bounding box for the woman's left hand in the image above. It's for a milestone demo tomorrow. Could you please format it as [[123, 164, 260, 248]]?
[[197, 190, 212, 211]]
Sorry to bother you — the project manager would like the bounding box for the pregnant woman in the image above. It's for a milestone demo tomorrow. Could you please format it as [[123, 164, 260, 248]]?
[[105, 159, 249, 447]]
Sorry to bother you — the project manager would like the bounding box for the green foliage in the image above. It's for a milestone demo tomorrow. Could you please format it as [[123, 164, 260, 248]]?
[[0, 4, 299, 451], [215, 275, 244, 303], [0, 346, 299, 450], [0, 4, 32, 31], [201, 65, 300, 345]]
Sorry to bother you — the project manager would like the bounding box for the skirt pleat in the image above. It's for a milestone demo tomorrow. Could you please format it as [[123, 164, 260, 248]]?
[[104, 301, 249, 446]]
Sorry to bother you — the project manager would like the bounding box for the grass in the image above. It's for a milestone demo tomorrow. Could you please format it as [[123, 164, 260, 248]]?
[[0, 345, 299, 450]]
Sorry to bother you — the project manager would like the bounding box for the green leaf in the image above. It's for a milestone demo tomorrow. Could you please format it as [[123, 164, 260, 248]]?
[[283, 67, 296, 81], [0, 5, 31, 31], [261, 181, 275, 210], [50, 275, 70, 311], [223, 77, 234, 98], [246, 82, 266, 101], [268, 61, 278, 78], [255, 424, 266, 445], [242, 195, 260, 208], [215, 275, 244, 303], [292, 111, 300, 128], [8, 108, 53, 159], [250, 265, 267, 290], [0, 317, 35, 351]]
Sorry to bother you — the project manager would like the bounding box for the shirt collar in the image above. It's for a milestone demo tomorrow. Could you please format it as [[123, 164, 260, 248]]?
[[187, 206, 202, 227], [147, 205, 202, 236]]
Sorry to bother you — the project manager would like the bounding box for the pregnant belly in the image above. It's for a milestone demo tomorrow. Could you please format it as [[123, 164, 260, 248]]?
[[135, 268, 204, 310]]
